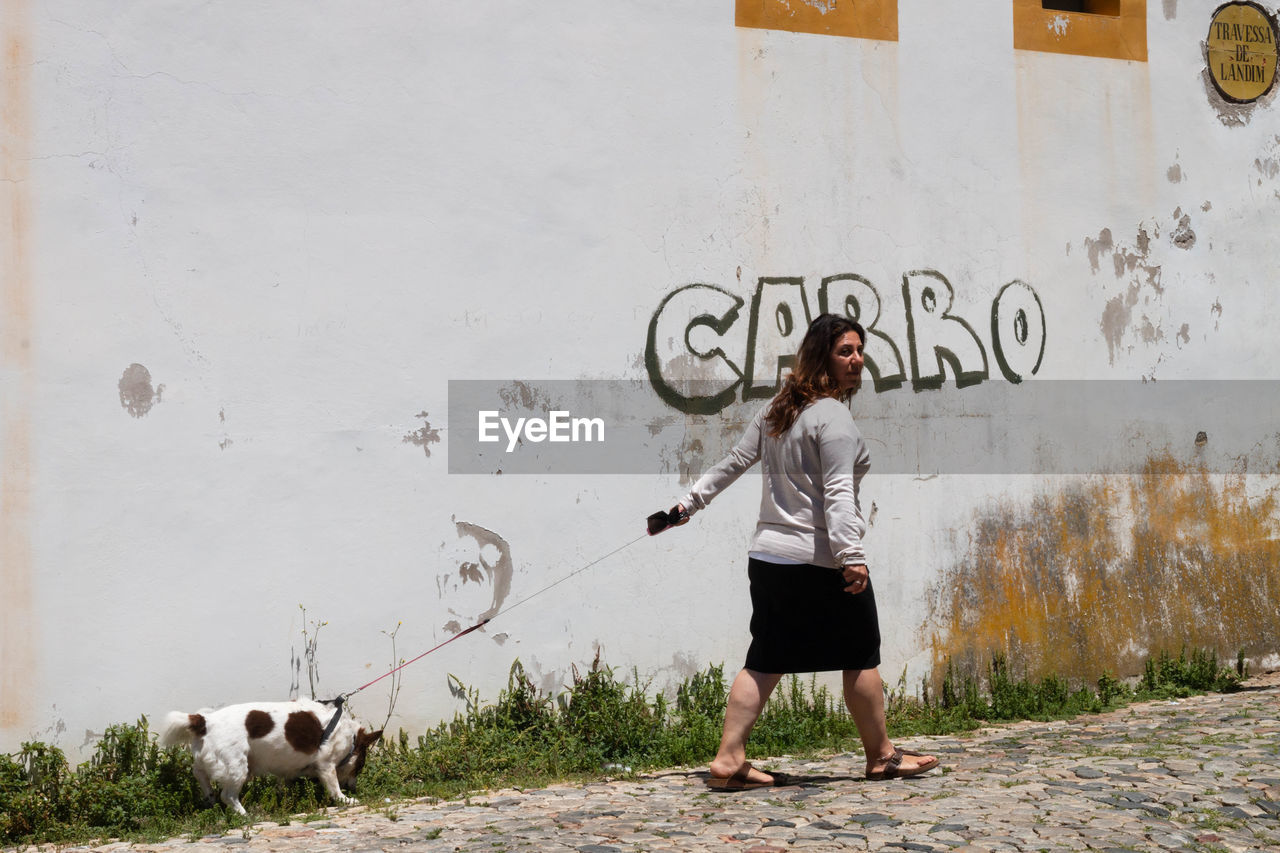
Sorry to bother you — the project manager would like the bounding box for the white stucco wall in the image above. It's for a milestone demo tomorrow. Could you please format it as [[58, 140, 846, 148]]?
[[3, 1, 1278, 757]]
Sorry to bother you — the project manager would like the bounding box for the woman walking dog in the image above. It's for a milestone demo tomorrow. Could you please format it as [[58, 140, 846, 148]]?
[[651, 313, 938, 789]]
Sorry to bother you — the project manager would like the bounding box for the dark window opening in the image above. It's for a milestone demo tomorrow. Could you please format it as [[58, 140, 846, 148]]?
[[1042, 0, 1120, 14]]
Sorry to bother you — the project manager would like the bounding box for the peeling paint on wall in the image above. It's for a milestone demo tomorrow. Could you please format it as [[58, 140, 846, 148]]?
[[118, 364, 163, 418], [218, 409, 233, 451], [1162, 0, 1177, 20], [795, 0, 837, 13], [437, 520, 513, 637], [1256, 135, 1280, 200], [1201, 63, 1278, 126], [1171, 208, 1196, 250], [1084, 229, 1114, 274], [925, 456, 1280, 688], [402, 411, 441, 457], [1166, 162, 1182, 183], [1100, 284, 1141, 365], [499, 381, 558, 414], [1085, 211, 1214, 367]]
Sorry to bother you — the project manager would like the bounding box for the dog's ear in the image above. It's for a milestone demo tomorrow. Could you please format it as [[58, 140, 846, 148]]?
[[365, 729, 384, 745]]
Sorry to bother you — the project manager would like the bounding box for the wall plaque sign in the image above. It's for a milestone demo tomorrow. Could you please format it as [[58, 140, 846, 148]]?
[[1207, 2, 1278, 103]]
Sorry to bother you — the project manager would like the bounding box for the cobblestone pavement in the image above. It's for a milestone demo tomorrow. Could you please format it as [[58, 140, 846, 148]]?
[[43, 672, 1280, 853]]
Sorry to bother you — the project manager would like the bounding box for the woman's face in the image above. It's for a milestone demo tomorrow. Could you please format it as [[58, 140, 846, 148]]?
[[827, 330, 864, 393]]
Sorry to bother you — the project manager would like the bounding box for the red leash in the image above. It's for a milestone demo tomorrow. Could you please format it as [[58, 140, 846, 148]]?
[[346, 618, 491, 697], [340, 531, 647, 699]]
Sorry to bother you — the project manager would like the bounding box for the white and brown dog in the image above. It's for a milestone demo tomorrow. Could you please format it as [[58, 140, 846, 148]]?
[[159, 698, 382, 815]]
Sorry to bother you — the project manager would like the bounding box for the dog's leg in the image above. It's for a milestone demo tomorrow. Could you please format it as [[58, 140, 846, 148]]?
[[316, 765, 357, 807], [220, 788, 249, 817], [219, 779, 249, 817], [192, 761, 215, 807], [218, 757, 251, 816]]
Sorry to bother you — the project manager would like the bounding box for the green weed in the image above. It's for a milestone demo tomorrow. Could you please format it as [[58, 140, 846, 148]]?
[[1140, 647, 1242, 696], [0, 646, 1249, 848]]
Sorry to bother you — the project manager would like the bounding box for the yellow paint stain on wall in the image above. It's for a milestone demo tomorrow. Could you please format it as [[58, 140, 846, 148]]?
[[1, 0, 34, 729], [925, 456, 1280, 691], [736, 0, 897, 42], [1012, 0, 1147, 62]]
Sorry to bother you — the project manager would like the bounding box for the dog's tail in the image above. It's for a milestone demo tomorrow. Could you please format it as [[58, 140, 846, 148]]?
[[158, 711, 207, 748]]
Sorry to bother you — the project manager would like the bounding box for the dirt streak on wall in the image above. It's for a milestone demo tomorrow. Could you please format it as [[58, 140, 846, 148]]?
[[1, 0, 34, 729], [925, 455, 1280, 689]]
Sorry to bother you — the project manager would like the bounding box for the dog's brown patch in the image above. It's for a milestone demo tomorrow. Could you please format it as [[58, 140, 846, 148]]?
[[188, 713, 207, 737], [244, 709, 274, 739], [283, 710, 323, 754], [338, 727, 384, 786]]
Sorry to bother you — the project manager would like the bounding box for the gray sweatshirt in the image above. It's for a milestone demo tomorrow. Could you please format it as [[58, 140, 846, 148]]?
[[680, 397, 870, 568]]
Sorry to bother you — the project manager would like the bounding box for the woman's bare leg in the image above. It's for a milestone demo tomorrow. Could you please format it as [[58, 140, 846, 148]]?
[[709, 668, 782, 782], [843, 667, 936, 776]]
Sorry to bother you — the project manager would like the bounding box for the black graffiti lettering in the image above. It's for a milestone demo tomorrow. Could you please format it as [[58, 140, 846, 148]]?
[[818, 273, 907, 392], [902, 270, 988, 391], [645, 283, 745, 415], [990, 280, 1047, 384], [646, 271, 1043, 414], [745, 277, 811, 400]]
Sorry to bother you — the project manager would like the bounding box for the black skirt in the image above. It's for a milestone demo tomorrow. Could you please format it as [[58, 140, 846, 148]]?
[[744, 557, 881, 674]]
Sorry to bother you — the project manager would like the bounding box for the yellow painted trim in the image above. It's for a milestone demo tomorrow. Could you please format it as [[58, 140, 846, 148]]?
[[735, 0, 898, 42], [1013, 0, 1148, 62]]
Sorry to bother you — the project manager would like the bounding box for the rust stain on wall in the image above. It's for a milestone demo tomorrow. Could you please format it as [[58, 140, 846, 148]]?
[[1, 0, 34, 729], [925, 456, 1280, 689]]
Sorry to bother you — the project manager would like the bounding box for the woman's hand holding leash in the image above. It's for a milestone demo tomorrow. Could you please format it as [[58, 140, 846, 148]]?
[[842, 563, 869, 594], [647, 504, 690, 535]]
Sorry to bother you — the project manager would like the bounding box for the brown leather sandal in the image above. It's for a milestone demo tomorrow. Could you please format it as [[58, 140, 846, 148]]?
[[705, 762, 795, 791], [865, 747, 939, 780]]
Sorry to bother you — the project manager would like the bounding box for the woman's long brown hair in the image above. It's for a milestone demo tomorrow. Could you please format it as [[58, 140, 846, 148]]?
[[763, 314, 865, 437]]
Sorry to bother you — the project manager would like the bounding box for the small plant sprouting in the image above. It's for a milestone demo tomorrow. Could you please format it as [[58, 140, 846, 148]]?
[[291, 605, 328, 700], [381, 620, 406, 733]]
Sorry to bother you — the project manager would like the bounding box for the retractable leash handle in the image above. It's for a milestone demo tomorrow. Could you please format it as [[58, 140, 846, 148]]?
[[647, 504, 689, 535]]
